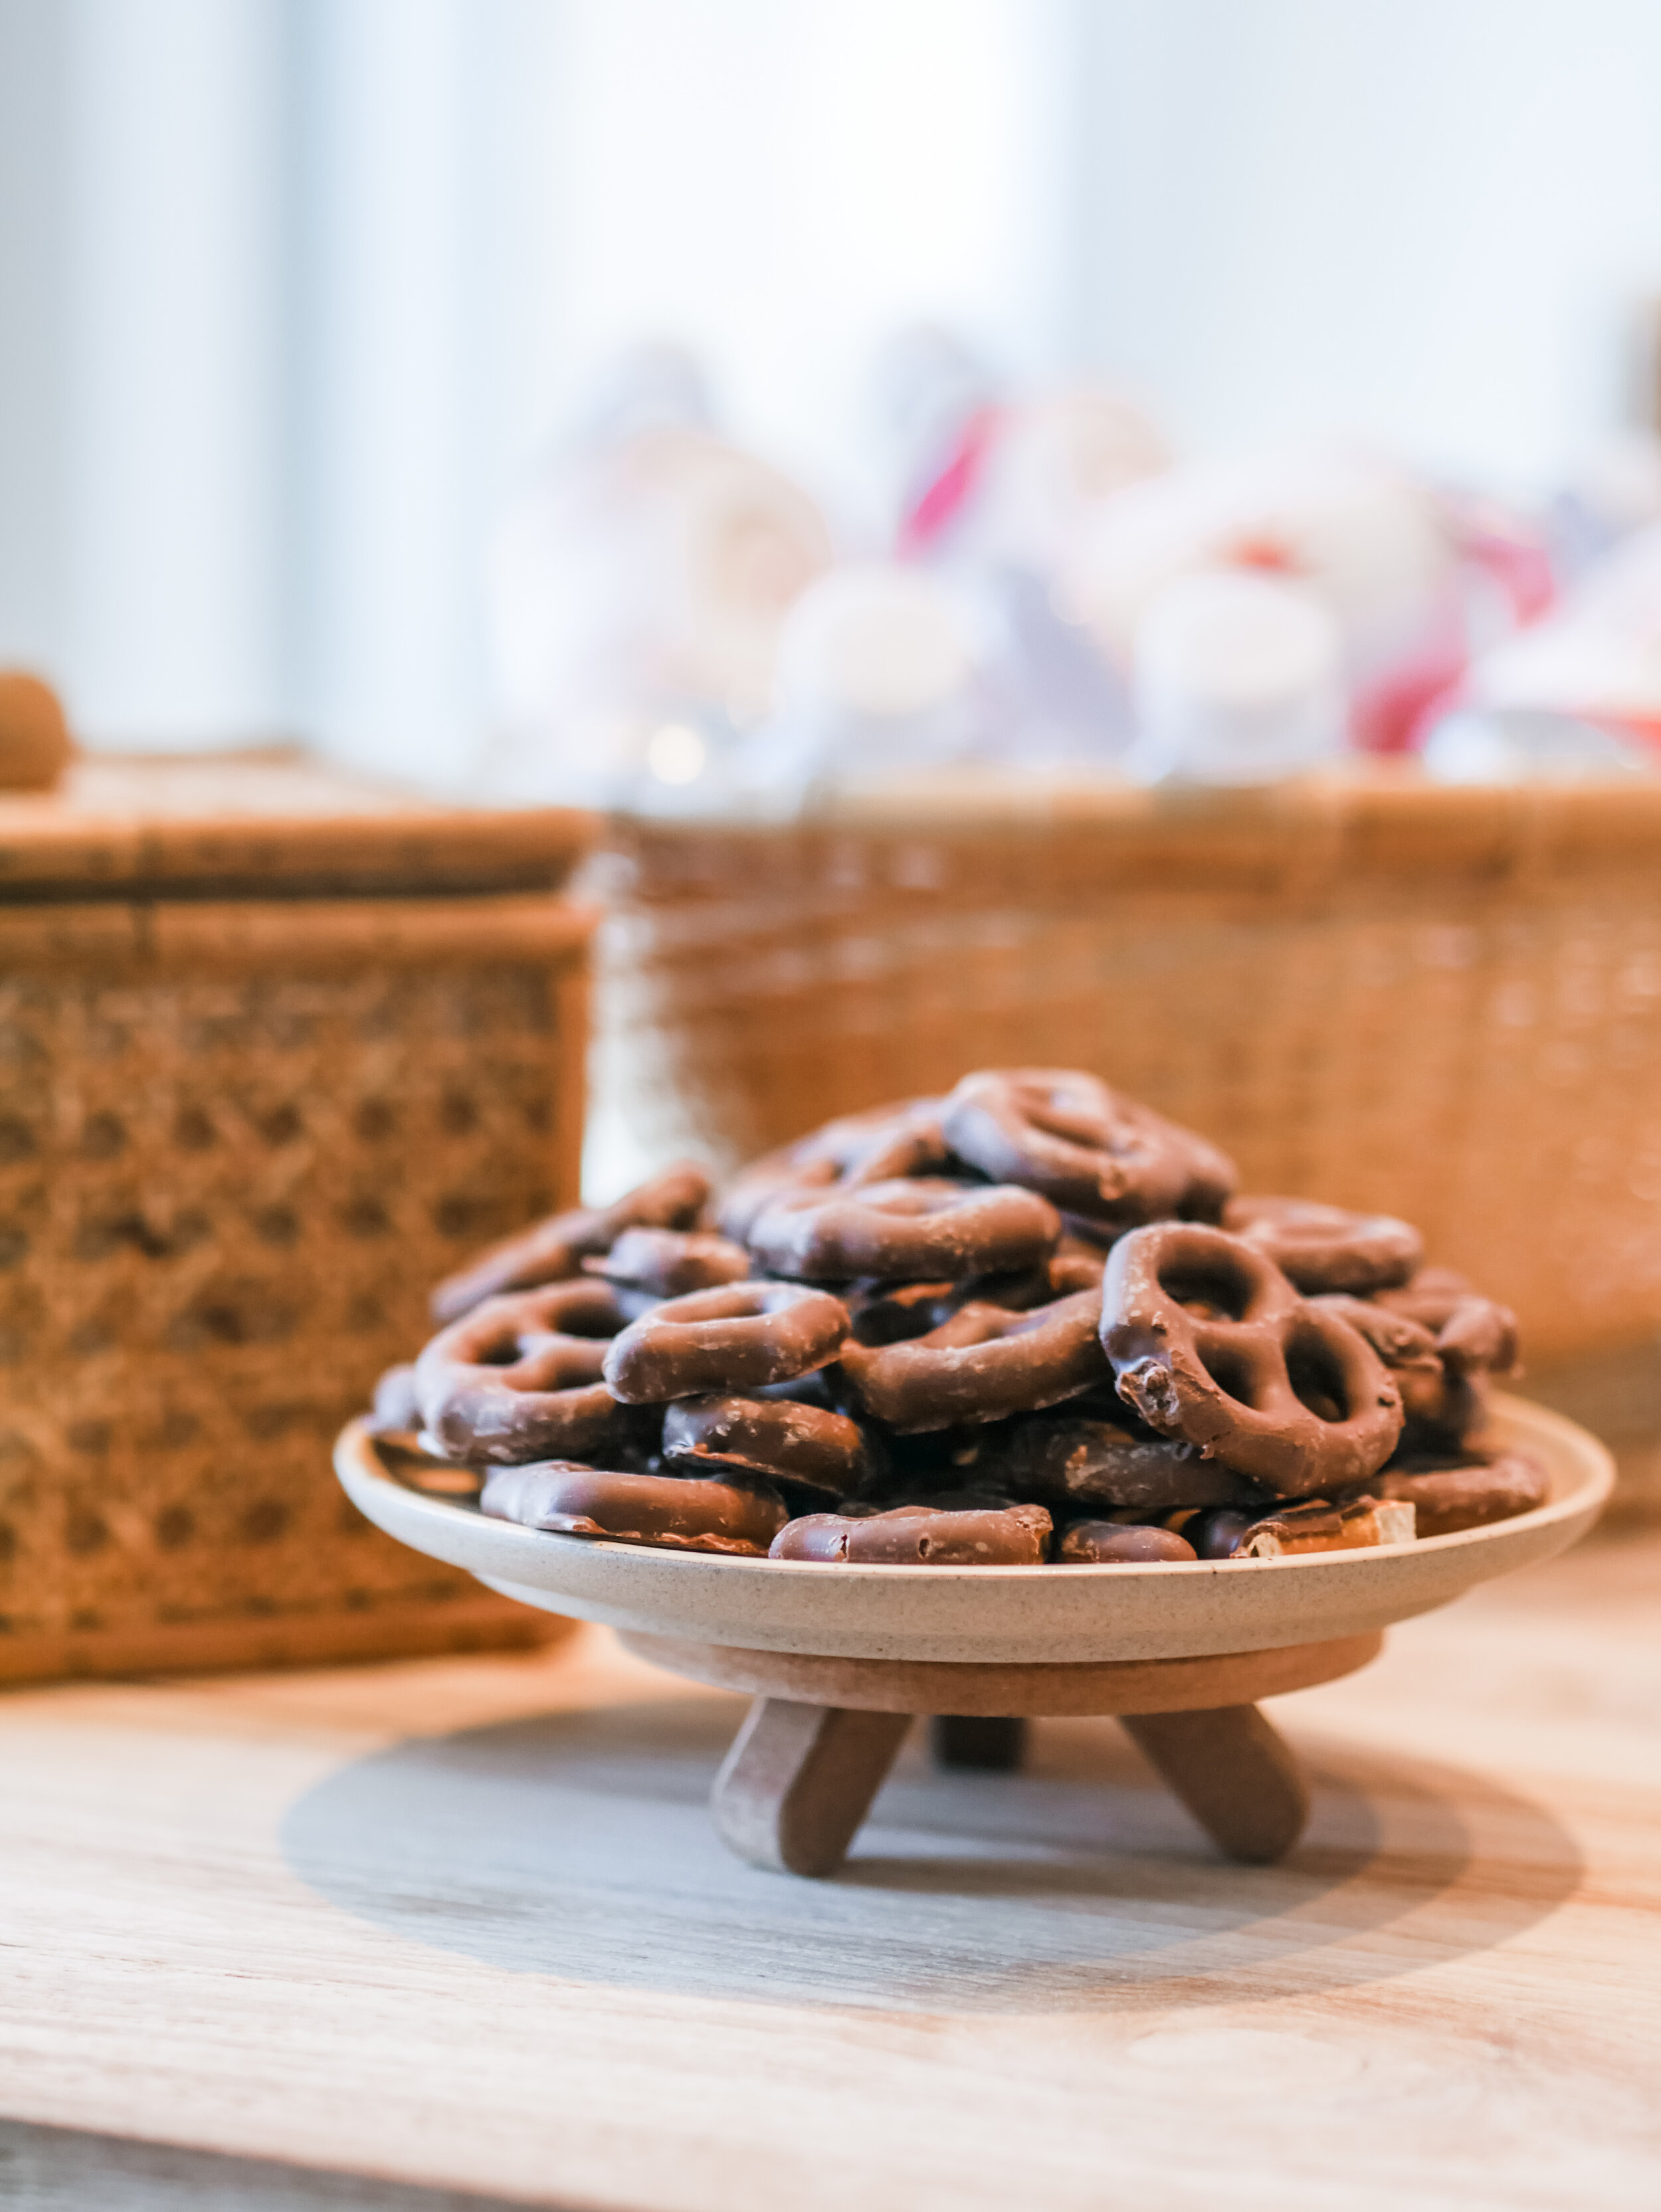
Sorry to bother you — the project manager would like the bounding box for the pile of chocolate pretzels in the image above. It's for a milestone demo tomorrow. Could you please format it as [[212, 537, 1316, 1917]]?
[[368, 1068, 1545, 1566]]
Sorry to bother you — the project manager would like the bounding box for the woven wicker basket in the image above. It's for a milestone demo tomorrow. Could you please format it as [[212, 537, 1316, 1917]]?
[[0, 752, 595, 1682], [601, 766, 1661, 1367]]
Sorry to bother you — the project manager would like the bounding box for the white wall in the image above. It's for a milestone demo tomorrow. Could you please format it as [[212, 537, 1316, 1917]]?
[[541, 0, 1073, 492], [1072, 0, 1661, 490], [2, 0, 1660, 766]]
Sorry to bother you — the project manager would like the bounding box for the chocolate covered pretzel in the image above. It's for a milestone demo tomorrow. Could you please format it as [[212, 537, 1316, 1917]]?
[[1058, 1520, 1197, 1563], [717, 1097, 955, 1241], [1312, 1292, 1484, 1447], [771, 1498, 1051, 1565], [838, 1288, 1112, 1432], [431, 1162, 712, 1323], [369, 1361, 422, 1435], [586, 1227, 751, 1316], [1359, 1453, 1548, 1536], [940, 1068, 1237, 1229], [1187, 1494, 1415, 1559], [966, 1415, 1264, 1515], [1375, 1269, 1519, 1375], [662, 1393, 880, 1498], [1222, 1194, 1422, 1294], [1100, 1223, 1403, 1494], [415, 1280, 640, 1465], [603, 1280, 850, 1402], [748, 1176, 1060, 1284], [482, 1460, 787, 1555]]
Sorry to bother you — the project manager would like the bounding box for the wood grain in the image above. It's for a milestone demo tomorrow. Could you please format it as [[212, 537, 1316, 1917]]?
[[1, 1538, 1659, 2210]]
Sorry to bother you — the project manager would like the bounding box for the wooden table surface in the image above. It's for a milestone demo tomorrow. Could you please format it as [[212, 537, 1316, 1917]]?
[[2, 1535, 1660, 2212]]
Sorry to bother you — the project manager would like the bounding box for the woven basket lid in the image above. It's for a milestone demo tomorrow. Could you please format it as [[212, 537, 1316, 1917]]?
[[0, 748, 594, 900]]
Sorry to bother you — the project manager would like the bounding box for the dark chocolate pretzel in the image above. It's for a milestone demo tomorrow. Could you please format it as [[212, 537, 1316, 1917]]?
[[1058, 1520, 1196, 1563], [1222, 1194, 1422, 1294], [747, 1177, 1060, 1284], [603, 1281, 850, 1403], [718, 1097, 954, 1241], [662, 1393, 880, 1497], [416, 1280, 638, 1464], [482, 1460, 787, 1555], [586, 1227, 751, 1308], [1100, 1222, 1403, 1495], [940, 1068, 1237, 1229], [1375, 1270, 1519, 1373], [846, 1235, 1105, 1350], [369, 1361, 422, 1434], [838, 1288, 1111, 1433], [1355, 1453, 1548, 1536], [1434, 1296, 1520, 1377], [1311, 1293, 1484, 1448], [970, 1415, 1262, 1514], [1187, 1494, 1415, 1559], [431, 1162, 712, 1322], [771, 1499, 1051, 1565]]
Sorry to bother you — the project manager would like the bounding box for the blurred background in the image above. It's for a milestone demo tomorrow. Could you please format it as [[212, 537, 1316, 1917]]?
[[4, 0, 1661, 787]]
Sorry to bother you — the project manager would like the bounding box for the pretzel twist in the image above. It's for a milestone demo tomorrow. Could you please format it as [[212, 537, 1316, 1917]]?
[[602, 1281, 850, 1403], [940, 1068, 1237, 1229], [1100, 1223, 1403, 1495], [415, 1280, 637, 1464]]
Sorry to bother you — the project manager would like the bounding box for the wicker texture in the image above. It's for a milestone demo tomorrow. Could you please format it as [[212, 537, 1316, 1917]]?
[[0, 757, 594, 1681], [605, 771, 1661, 1365]]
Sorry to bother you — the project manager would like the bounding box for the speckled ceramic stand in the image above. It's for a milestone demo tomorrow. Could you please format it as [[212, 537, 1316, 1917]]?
[[337, 1395, 1612, 1878]]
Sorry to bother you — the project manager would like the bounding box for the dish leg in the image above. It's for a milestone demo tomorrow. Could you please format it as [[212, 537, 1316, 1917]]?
[[1119, 1704, 1310, 1864], [711, 1698, 912, 1877], [928, 1714, 1027, 1771]]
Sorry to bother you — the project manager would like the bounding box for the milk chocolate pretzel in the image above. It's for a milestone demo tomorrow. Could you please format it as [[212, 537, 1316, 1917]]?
[[416, 1281, 638, 1464], [966, 1415, 1263, 1514], [1375, 1268, 1519, 1375], [940, 1068, 1238, 1229], [431, 1162, 712, 1323], [1100, 1223, 1403, 1495], [771, 1498, 1051, 1565], [748, 1177, 1060, 1285], [846, 1235, 1105, 1350], [587, 1227, 751, 1313], [847, 1278, 959, 1346], [662, 1393, 880, 1498], [482, 1460, 787, 1556], [603, 1281, 851, 1403], [1058, 1520, 1197, 1563], [1311, 1294, 1484, 1447], [838, 1288, 1111, 1433], [369, 1361, 422, 1435], [1222, 1194, 1423, 1294], [717, 1098, 955, 1241], [1356, 1453, 1548, 1537], [1187, 1494, 1415, 1559]]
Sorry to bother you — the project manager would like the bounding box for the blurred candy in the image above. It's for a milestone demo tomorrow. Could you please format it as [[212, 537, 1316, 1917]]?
[[1129, 571, 1345, 785], [751, 561, 991, 797], [1553, 431, 1661, 579], [486, 348, 832, 808], [1421, 704, 1652, 784], [1058, 447, 1459, 752], [1464, 520, 1661, 744]]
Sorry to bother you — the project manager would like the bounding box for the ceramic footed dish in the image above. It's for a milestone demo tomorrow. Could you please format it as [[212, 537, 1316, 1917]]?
[[335, 1390, 1610, 1669]]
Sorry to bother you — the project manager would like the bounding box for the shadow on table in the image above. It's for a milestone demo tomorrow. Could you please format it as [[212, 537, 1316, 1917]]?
[[0, 2118, 539, 2211], [281, 1696, 1582, 2015]]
